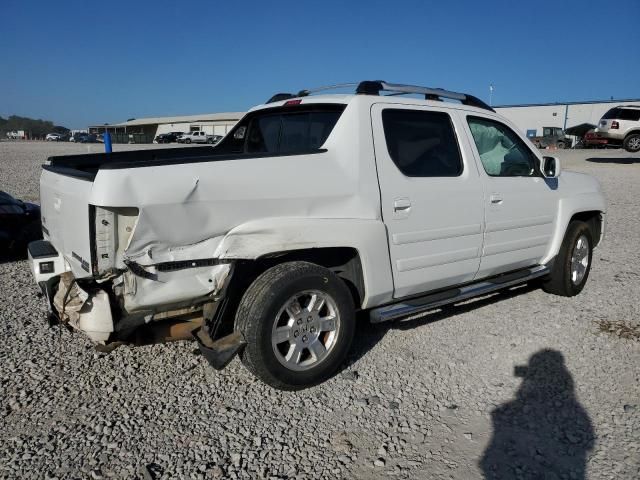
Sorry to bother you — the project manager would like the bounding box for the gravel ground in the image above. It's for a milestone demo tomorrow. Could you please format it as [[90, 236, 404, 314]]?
[[1, 141, 639, 480]]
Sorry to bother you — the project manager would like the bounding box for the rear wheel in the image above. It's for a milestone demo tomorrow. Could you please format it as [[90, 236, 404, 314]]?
[[236, 261, 355, 390], [623, 133, 640, 153], [556, 141, 565, 149], [542, 221, 593, 297], [185, 138, 191, 144]]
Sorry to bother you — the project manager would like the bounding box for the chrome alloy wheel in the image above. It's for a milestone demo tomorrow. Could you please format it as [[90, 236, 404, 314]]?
[[570, 234, 590, 285], [271, 290, 340, 372], [628, 137, 640, 151]]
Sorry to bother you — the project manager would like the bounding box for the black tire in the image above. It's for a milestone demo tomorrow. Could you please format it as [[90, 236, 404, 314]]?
[[235, 261, 355, 390], [542, 221, 593, 297], [185, 138, 191, 144], [556, 141, 565, 149], [623, 133, 640, 153]]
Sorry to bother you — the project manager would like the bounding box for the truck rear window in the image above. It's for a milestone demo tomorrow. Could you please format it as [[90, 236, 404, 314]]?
[[215, 104, 345, 155]]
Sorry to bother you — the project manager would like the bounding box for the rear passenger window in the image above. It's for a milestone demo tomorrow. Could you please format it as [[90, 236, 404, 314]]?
[[618, 109, 640, 121], [217, 105, 345, 155], [381, 109, 463, 177]]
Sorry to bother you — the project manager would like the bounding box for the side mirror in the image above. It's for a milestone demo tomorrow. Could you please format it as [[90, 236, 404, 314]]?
[[541, 156, 560, 178]]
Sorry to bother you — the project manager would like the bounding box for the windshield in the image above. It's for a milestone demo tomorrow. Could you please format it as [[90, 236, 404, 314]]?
[[214, 104, 345, 155]]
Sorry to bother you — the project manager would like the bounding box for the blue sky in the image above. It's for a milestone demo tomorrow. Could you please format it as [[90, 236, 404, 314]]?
[[2, 0, 639, 128]]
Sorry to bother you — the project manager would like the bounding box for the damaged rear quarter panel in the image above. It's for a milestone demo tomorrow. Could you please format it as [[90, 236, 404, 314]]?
[[88, 100, 393, 308]]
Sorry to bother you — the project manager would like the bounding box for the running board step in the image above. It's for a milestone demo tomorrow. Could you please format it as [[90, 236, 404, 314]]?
[[370, 265, 549, 324]]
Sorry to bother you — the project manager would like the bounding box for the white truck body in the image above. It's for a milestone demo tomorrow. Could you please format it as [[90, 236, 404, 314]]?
[[29, 84, 606, 367]]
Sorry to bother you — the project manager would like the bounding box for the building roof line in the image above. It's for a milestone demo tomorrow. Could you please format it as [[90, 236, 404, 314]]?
[[494, 98, 640, 108], [89, 111, 245, 128]]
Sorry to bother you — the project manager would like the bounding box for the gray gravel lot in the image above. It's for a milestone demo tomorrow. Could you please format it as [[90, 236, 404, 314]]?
[[1, 141, 639, 479]]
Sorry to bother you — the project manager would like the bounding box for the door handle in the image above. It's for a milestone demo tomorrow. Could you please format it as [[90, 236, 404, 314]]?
[[394, 198, 412, 212], [490, 194, 503, 204]]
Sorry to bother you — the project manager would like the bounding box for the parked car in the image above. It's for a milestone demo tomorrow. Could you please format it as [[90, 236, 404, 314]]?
[[28, 80, 606, 390], [71, 133, 98, 143], [594, 105, 640, 152], [529, 127, 570, 149], [583, 129, 609, 148], [45, 133, 63, 141], [177, 131, 218, 144], [155, 132, 184, 144], [0, 191, 42, 254]]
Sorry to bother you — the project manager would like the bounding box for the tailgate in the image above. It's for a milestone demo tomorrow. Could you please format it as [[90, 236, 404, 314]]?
[[40, 168, 94, 278]]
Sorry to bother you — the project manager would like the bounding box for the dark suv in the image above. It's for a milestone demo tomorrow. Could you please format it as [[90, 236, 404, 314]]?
[[155, 132, 184, 144]]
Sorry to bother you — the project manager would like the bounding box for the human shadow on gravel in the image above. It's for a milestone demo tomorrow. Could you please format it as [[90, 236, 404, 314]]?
[[480, 349, 594, 480], [344, 283, 540, 369], [585, 156, 640, 164]]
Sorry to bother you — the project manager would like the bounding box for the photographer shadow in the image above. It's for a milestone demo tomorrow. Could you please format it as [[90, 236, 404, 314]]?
[[480, 349, 594, 479]]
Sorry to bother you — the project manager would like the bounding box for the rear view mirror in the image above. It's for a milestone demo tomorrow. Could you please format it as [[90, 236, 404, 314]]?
[[541, 156, 560, 178]]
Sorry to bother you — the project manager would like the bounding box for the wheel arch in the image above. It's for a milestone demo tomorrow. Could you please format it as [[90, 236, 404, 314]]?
[[569, 210, 604, 248], [541, 195, 606, 266], [213, 217, 394, 309], [624, 129, 640, 139]]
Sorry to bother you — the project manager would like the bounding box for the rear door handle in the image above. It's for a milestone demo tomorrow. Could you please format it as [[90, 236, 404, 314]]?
[[490, 194, 503, 204], [393, 198, 412, 218], [394, 198, 412, 211]]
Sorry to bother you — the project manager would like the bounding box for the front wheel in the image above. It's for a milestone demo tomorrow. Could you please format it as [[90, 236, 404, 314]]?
[[542, 221, 593, 296], [623, 133, 640, 153], [236, 261, 355, 390]]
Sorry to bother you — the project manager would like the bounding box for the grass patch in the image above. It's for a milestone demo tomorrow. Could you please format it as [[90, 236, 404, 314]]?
[[595, 320, 640, 341]]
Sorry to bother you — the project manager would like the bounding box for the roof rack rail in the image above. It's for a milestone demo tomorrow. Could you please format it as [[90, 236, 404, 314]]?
[[266, 93, 298, 103], [265, 81, 495, 112], [265, 84, 358, 104], [356, 81, 495, 112]]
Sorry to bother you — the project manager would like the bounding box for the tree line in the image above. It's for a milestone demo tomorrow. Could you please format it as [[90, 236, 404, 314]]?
[[0, 115, 69, 139]]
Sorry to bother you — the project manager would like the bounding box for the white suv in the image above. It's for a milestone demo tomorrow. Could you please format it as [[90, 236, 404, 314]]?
[[595, 105, 640, 152], [28, 81, 606, 389]]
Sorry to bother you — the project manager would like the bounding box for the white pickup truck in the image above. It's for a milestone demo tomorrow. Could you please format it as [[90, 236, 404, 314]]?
[[177, 131, 220, 144], [28, 81, 606, 390]]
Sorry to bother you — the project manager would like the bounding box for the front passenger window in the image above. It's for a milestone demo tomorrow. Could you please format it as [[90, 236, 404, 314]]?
[[467, 117, 538, 177]]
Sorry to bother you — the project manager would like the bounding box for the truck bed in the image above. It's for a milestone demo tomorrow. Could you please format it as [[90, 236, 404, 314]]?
[[44, 146, 328, 180], [45, 146, 218, 179]]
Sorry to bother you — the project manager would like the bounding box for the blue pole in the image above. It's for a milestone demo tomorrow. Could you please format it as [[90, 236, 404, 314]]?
[[104, 131, 112, 153]]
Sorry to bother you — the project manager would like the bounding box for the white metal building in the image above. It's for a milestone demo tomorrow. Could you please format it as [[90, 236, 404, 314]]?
[[89, 112, 244, 143], [495, 98, 640, 139]]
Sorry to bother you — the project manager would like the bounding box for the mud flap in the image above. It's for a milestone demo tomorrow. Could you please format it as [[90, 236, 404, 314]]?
[[192, 328, 246, 370]]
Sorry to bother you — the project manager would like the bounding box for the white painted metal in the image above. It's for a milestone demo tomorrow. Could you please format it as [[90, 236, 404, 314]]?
[[35, 91, 607, 342], [495, 101, 640, 138], [459, 113, 558, 277], [371, 103, 484, 298]]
